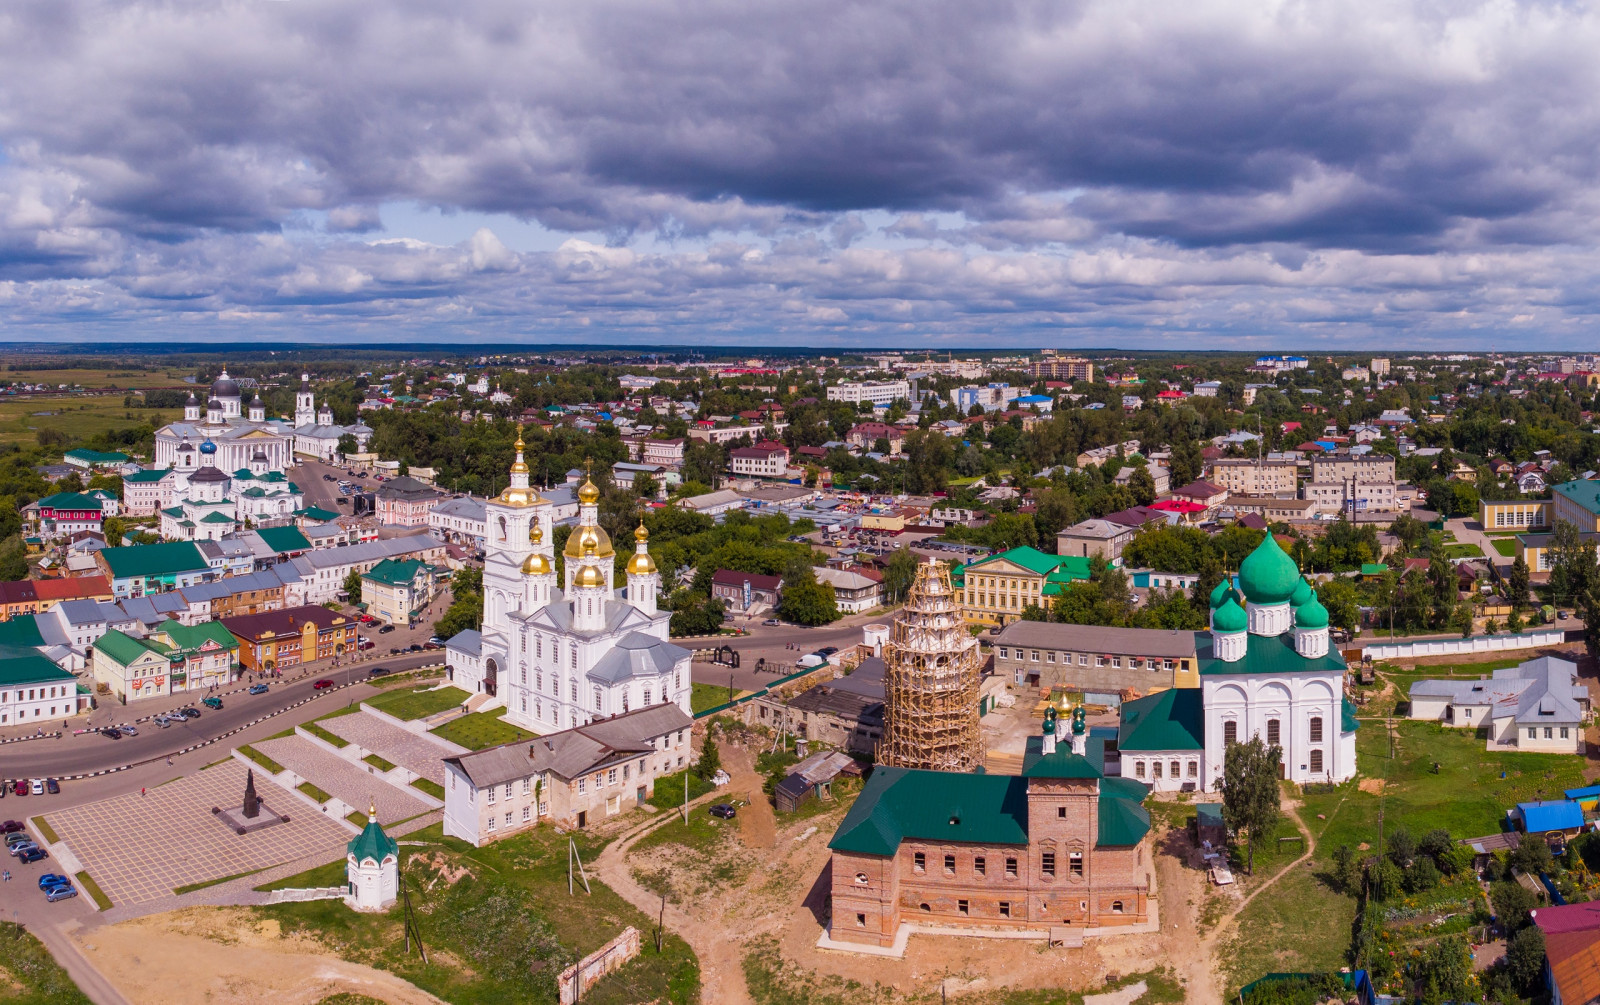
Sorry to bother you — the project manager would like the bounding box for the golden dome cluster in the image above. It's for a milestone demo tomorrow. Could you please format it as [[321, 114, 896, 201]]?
[[521, 551, 553, 576], [563, 522, 614, 559], [574, 561, 608, 589]]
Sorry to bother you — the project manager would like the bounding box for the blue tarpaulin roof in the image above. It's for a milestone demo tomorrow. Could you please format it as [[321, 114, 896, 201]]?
[[1519, 800, 1584, 833], [1565, 784, 1600, 800]]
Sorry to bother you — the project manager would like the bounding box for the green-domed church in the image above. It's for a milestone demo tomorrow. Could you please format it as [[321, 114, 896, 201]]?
[[1117, 533, 1356, 790]]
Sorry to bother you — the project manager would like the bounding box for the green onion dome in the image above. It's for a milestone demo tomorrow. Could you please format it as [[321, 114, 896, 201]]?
[[1238, 534, 1301, 605], [1213, 596, 1248, 633], [1209, 576, 1236, 609], [1290, 576, 1314, 608], [1295, 594, 1329, 629]]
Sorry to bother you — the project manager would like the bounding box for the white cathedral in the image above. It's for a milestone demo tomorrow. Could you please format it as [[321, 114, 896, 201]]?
[[153, 369, 373, 473], [444, 435, 692, 731]]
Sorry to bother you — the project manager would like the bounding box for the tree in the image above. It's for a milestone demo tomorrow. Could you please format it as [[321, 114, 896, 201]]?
[[337, 433, 358, 457], [632, 472, 659, 500], [1509, 831, 1553, 877], [342, 568, 363, 608], [692, 733, 722, 781], [1490, 880, 1538, 934], [1368, 858, 1405, 902], [777, 571, 839, 626], [1387, 825, 1416, 867], [1415, 935, 1474, 1005], [1503, 925, 1546, 995], [1331, 844, 1360, 893], [882, 548, 919, 606], [1508, 555, 1530, 611], [0, 537, 28, 581], [1220, 735, 1282, 875], [1127, 466, 1156, 506], [668, 592, 726, 636], [432, 591, 482, 641]]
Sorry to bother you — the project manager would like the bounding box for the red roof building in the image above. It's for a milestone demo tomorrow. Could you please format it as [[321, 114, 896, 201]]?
[[1531, 900, 1600, 1005]]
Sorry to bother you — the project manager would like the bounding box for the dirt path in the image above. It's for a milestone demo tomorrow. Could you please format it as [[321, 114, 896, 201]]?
[[591, 739, 756, 1005], [1177, 800, 1317, 1005], [730, 743, 777, 850]]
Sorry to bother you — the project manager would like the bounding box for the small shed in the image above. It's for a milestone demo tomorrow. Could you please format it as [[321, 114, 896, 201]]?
[[1565, 784, 1600, 813], [774, 750, 856, 813], [1518, 800, 1585, 836], [1195, 802, 1227, 849]]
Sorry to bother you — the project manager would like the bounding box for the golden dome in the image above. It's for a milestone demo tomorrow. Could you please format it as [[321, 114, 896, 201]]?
[[521, 551, 553, 576], [573, 562, 607, 589], [634, 522, 649, 542], [529, 522, 544, 544], [509, 426, 529, 475], [563, 522, 614, 559], [578, 478, 600, 505], [627, 550, 658, 576], [496, 485, 543, 507]]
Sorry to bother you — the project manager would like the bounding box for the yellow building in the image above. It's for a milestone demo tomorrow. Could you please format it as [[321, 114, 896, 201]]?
[[860, 511, 907, 532], [1480, 499, 1550, 532], [956, 547, 1092, 627], [1551, 480, 1600, 533]]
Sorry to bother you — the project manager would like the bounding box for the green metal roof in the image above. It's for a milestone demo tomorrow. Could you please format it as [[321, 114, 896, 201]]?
[[100, 542, 208, 580], [1021, 734, 1103, 778], [0, 645, 74, 687], [1196, 631, 1347, 677], [157, 619, 237, 655], [1360, 563, 1389, 575], [255, 525, 312, 554], [1117, 688, 1204, 751], [92, 629, 170, 667], [363, 558, 425, 586], [1098, 790, 1151, 846], [200, 512, 237, 524], [297, 506, 340, 522], [347, 817, 398, 864], [967, 546, 1073, 578], [0, 615, 46, 649], [829, 766, 1029, 856], [37, 492, 105, 511], [1342, 696, 1360, 733], [123, 468, 172, 484], [1553, 479, 1600, 517], [64, 449, 129, 464]]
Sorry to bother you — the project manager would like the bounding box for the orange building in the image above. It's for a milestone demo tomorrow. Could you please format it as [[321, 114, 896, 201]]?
[[221, 605, 357, 672]]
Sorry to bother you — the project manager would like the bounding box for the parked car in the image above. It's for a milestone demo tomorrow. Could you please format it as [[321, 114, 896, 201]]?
[[45, 884, 77, 902], [762, 618, 780, 626], [100, 727, 122, 739], [817, 647, 839, 656], [29, 779, 43, 796], [378, 624, 396, 634], [45, 779, 59, 795], [153, 716, 171, 728], [407, 643, 423, 652], [180, 707, 201, 718], [422, 641, 441, 650], [37, 873, 70, 890], [709, 803, 738, 819], [313, 679, 334, 689], [18, 847, 48, 864], [248, 683, 270, 695], [202, 696, 223, 709], [9, 841, 39, 857], [356, 637, 374, 650], [118, 725, 137, 736], [428, 635, 445, 646], [0, 820, 23, 833], [11, 781, 24, 796], [358, 614, 376, 624], [5, 832, 33, 847]]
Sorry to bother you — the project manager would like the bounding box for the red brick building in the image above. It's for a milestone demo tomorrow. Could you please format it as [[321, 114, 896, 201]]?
[[826, 727, 1150, 949]]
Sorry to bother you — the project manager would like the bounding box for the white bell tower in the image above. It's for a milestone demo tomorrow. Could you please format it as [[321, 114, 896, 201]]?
[[295, 373, 315, 427], [626, 522, 659, 616]]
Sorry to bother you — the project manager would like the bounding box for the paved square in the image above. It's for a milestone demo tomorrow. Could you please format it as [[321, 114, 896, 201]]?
[[46, 760, 351, 907], [255, 735, 430, 822], [321, 711, 465, 783]]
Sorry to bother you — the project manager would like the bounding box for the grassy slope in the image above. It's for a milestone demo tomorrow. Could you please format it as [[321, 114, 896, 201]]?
[[1219, 718, 1586, 991], [365, 686, 470, 721], [254, 823, 698, 1005]]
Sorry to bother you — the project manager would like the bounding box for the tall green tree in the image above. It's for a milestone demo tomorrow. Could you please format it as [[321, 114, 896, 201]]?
[[777, 571, 840, 626], [881, 547, 919, 606], [343, 568, 363, 607], [1507, 555, 1530, 612], [1220, 735, 1282, 875]]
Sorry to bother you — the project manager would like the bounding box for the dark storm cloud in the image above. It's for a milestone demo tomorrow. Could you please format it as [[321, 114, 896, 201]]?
[[3, 0, 1600, 343]]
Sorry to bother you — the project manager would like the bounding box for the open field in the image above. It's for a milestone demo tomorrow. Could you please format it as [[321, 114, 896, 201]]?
[[0, 395, 181, 448], [1217, 717, 1590, 992], [1490, 538, 1519, 557], [0, 367, 194, 389]]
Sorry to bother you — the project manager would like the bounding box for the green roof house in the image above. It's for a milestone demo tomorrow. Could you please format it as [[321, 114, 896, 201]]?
[[0, 642, 84, 724], [96, 541, 211, 599]]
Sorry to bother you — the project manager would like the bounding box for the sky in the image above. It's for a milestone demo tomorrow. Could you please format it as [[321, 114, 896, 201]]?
[[3, 0, 1600, 350]]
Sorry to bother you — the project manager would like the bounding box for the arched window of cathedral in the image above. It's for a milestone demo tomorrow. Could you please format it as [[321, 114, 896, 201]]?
[[498, 516, 507, 542], [535, 636, 542, 658], [520, 667, 527, 685], [643, 686, 652, 706], [599, 687, 607, 712], [570, 680, 578, 702], [570, 648, 577, 669]]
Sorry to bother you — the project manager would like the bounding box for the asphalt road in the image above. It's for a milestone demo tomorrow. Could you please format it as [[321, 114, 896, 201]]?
[[293, 457, 370, 514], [0, 651, 439, 783]]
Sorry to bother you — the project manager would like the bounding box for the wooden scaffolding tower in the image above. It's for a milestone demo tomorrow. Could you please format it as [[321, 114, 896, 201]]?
[[879, 559, 982, 771]]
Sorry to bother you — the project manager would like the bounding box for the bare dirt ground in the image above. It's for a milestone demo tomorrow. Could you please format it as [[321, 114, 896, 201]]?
[[71, 908, 445, 1005], [596, 735, 1257, 1003]]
